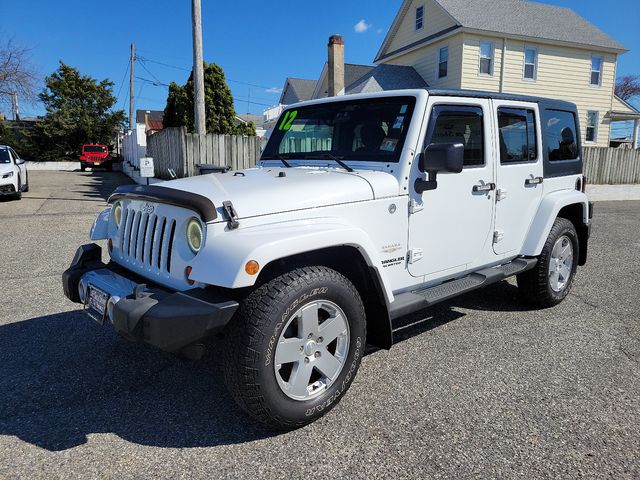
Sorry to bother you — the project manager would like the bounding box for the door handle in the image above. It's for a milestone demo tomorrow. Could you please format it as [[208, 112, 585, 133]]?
[[473, 182, 496, 193], [525, 176, 543, 185]]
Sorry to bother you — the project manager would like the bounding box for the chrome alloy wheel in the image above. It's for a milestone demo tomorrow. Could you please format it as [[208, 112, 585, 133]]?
[[549, 235, 574, 292], [274, 300, 350, 401]]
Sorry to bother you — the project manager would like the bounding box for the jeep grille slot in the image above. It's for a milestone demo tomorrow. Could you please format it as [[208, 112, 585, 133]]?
[[116, 205, 177, 276]]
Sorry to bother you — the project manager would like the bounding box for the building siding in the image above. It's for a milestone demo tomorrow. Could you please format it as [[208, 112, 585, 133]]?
[[386, 34, 463, 89], [461, 33, 616, 146], [385, 0, 457, 55]]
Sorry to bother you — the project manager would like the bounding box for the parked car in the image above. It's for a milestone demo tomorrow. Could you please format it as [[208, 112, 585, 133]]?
[[63, 88, 592, 429], [80, 144, 111, 171], [0, 145, 28, 200]]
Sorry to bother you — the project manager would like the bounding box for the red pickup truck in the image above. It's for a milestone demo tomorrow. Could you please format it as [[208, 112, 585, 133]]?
[[80, 144, 112, 171]]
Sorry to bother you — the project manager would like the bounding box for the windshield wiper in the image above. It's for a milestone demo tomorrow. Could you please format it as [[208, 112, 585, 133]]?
[[262, 154, 291, 168], [306, 153, 353, 173]]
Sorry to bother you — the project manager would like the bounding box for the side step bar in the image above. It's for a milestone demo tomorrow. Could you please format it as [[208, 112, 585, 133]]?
[[389, 258, 537, 320]]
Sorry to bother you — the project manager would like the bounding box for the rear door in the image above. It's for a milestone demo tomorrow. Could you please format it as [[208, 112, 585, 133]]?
[[492, 101, 544, 255], [407, 97, 495, 278]]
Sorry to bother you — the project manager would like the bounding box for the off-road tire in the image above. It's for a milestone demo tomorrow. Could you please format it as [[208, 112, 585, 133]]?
[[222, 266, 366, 429], [517, 217, 578, 307]]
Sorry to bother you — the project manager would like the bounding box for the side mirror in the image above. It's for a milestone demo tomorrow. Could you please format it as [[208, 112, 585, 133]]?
[[415, 142, 464, 193], [16, 158, 25, 165]]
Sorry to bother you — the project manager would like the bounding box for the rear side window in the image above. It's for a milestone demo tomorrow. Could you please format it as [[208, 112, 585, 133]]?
[[425, 105, 484, 166], [546, 110, 579, 161], [497, 108, 537, 163]]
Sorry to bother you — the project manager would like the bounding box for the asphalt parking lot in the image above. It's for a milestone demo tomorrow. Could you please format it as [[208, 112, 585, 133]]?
[[0, 171, 638, 479]]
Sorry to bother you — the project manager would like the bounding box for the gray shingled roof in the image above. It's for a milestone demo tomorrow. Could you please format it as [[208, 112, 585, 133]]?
[[280, 78, 317, 105], [435, 0, 626, 51], [347, 65, 428, 94]]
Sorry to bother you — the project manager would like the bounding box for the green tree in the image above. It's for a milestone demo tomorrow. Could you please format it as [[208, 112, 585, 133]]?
[[163, 61, 255, 136], [33, 62, 126, 160]]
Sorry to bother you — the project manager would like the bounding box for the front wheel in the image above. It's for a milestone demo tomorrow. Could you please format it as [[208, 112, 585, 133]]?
[[14, 175, 22, 200], [517, 217, 578, 307], [222, 266, 366, 429]]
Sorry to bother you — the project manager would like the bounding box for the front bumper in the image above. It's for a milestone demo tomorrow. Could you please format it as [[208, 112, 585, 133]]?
[[62, 244, 238, 352]]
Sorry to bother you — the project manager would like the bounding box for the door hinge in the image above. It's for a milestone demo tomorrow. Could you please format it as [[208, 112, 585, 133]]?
[[493, 230, 505, 243], [496, 188, 508, 201], [408, 248, 424, 263], [409, 198, 424, 214]]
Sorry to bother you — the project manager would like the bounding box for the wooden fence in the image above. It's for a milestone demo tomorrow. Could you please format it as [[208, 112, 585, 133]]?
[[146, 127, 262, 180], [583, 147, 640, 184]]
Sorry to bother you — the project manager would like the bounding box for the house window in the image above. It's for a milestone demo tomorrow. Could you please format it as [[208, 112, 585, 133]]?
[[523, 46, 537, 80], [546, 110, 579, 161], [585, 111, 598, 143], [498, 108, 538, 163], [425, 105, 485, 166], [479, 42, 493, 75], [590, 56, 603, 86], [438, 46, 448, 78], [415, 6, 424, 30]]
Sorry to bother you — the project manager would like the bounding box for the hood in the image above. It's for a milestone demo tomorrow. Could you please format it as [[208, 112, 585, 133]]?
[[161, 166, 399, 220]]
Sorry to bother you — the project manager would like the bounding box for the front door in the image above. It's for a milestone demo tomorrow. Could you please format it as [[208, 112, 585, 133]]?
[[408, 98, 495, 279], [492, 101, 544, 255]]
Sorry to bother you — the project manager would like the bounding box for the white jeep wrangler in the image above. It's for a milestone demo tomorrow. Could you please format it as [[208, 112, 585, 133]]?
[[63, 89, 592, 429]]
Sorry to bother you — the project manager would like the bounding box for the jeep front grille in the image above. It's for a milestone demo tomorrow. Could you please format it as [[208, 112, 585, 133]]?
[[118, 207, 177, 273]]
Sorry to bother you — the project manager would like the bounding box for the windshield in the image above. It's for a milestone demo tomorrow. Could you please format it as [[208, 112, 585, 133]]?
[[0, 148, 10, 164], [262, 97, 416, 163], [83, 145, 107, 153]]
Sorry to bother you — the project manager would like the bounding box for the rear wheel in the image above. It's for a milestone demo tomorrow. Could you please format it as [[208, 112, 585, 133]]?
[[80, 164, 86, 172], [23, 172, 29, 192], [517, 217, 578, 307], [222, 266, 366, 429]]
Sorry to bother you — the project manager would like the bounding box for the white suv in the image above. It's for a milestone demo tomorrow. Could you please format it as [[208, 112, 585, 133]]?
[[63, 89, 592, 429], [0, 145, 28, 200]]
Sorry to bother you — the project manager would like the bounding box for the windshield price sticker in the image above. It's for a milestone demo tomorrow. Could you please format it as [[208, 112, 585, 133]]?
[[279, 110, 298, 131]]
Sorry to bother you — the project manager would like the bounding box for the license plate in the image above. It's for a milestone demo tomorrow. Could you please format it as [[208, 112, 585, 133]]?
[[85, 284, 109, 325]]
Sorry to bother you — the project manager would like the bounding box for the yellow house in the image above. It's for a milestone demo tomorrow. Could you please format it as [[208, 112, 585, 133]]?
[[375, 0, 640, 147]]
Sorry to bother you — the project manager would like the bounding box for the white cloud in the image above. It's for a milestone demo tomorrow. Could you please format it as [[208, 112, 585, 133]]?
[[265, 87, 282, 94], [376, 28, 384, 34], [354, 19, 371, 33]]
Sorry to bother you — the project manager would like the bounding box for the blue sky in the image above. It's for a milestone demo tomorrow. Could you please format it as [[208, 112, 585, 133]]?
[[2, 0, 638, 120]]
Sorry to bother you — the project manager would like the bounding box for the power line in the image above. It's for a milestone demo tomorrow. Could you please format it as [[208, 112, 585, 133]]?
[[137, 55, 277, 91], [115, 60, 130, 104]]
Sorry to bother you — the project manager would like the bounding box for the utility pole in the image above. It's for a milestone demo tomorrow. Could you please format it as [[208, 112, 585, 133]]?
[[191, 0, 206, 135], [129, 43, 135, 130]]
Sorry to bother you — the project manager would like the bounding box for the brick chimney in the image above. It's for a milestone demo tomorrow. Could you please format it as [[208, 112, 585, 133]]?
[[328, 34, 345, 97]]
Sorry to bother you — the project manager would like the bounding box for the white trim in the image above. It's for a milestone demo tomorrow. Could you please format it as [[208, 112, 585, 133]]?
[[522, 45, 538, 81], [437, 45, 449, 79], [585, 110, 599, 143], [478, 40, 495, 76]]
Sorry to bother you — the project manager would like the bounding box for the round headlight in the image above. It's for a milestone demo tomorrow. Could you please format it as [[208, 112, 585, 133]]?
[[186, 218, 203, 253], [113, 202, 122, 226]]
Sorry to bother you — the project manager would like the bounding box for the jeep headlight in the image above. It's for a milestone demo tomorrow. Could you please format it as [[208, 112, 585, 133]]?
[[113, 202, 123, 226], [186, 218, 203, 253]]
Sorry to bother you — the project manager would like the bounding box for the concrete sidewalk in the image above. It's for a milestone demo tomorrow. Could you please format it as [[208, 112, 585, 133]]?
[[586, 184, 640, 201]]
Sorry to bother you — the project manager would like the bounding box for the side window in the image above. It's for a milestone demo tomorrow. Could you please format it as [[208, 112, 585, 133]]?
[[523, 46, 537, 80], [585, 111, 598, 143], [425, 105, 484, 167], [546, 110, 579, 161], [479, 42, 494, 75], [9, 148, 19, 162], [438, 46, 448, 78], [415, 6, 424, 30], [590, 56, 603, 86], [497, 108, 538, 163]]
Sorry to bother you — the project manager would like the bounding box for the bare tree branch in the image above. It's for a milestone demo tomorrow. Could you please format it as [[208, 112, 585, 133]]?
[[0, 37, 39, 105], [615, 75, 640, 102]]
